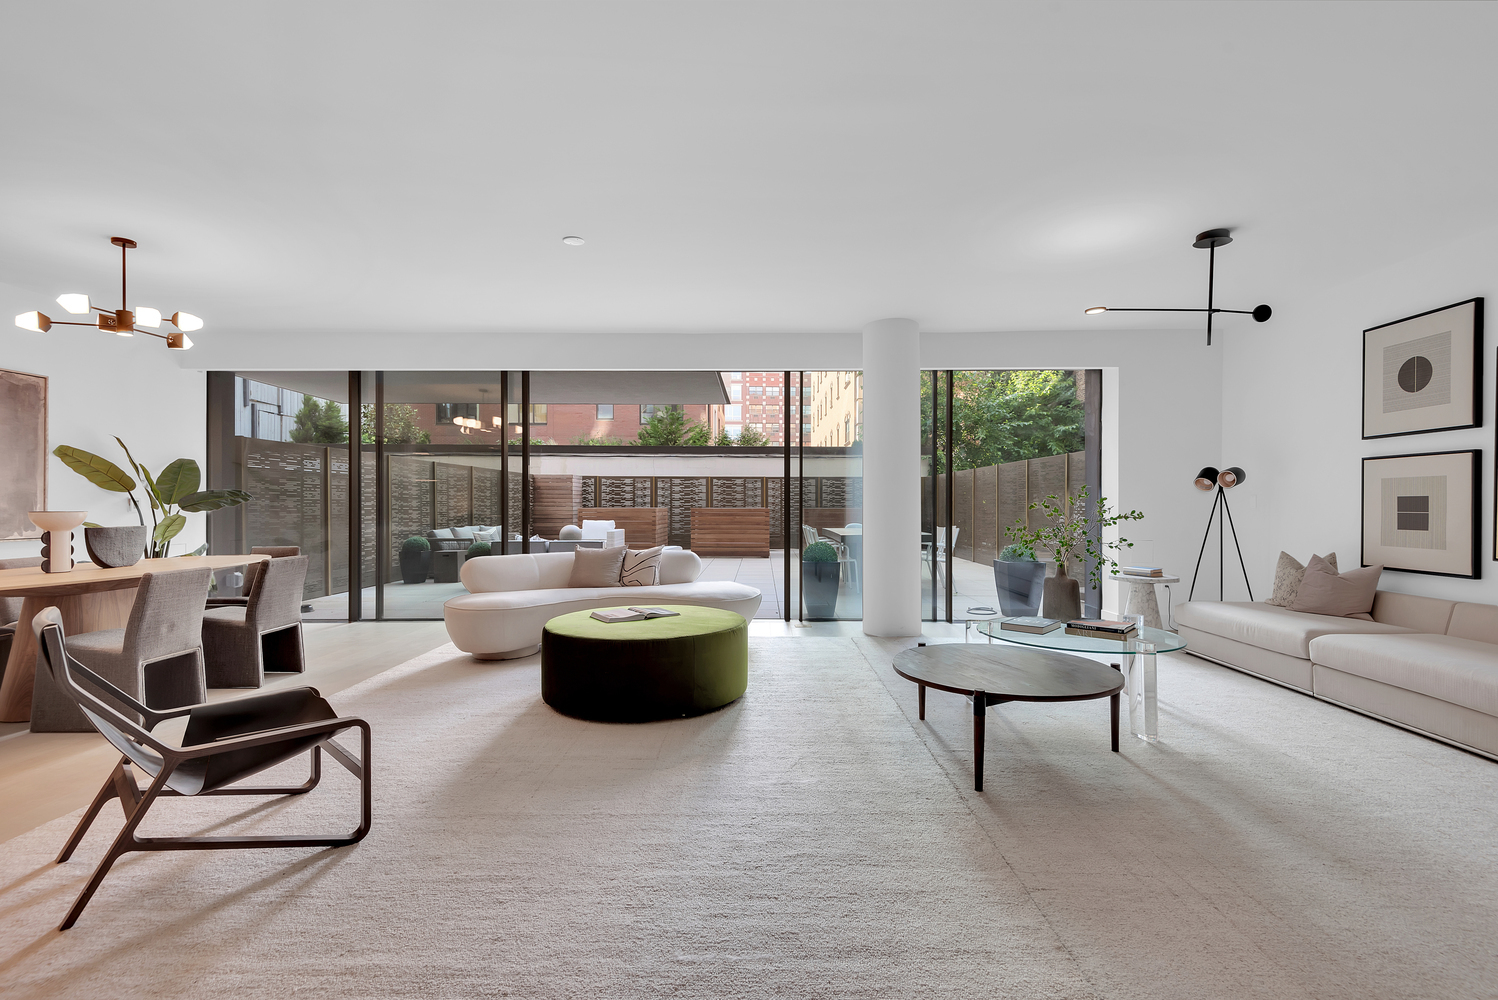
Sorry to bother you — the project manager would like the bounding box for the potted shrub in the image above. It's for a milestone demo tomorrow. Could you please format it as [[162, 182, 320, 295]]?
[[802, 540, 841, 619], [1003, 486, 1144, 622], [400, 535, 431, 584], [466, 540, 492, 559], [992, 543, 1046, 617]]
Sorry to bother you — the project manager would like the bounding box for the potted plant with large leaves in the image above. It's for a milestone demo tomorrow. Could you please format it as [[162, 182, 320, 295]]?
[[1003, 486, 1143, 621], [54, 437, 252, 561]]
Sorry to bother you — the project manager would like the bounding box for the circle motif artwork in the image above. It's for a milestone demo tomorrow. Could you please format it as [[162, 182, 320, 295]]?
[[1398, 355, 1434, 393]]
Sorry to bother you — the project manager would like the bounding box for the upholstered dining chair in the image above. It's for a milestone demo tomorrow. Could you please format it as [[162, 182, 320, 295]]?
[[203, 554, 309, 688], [206, 545, 299, 609], [32, 606, 370, 930], [0, 556, 43, 685], [30, 566, 213, 733]]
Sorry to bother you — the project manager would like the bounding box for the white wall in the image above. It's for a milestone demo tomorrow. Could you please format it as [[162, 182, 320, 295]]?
[[1222, 222, 1498, 605], [0, 281, 206, 562]]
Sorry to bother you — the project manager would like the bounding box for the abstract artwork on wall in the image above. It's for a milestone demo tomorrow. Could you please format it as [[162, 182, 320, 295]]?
[[1362, 298, 1483, 439], [0, 369, 47, 539], [1362, 450, 1478, 578]]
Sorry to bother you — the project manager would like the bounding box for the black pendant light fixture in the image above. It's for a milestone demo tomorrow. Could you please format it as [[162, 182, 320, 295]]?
[[1085, 229, 1271, 346]]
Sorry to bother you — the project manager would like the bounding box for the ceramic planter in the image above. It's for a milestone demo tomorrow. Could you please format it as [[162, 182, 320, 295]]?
[[802, 561, 841, 619], [993, 559, 1046, 617], [83, 525, 149, 568], [399, 546, 432, 585]]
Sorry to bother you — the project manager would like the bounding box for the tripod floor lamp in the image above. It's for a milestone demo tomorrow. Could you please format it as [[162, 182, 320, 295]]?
[[1189, 466, 1254, 601]]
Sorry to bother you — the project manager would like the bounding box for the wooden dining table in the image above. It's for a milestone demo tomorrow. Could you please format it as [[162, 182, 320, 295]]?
[[0, 555, 267, 723]]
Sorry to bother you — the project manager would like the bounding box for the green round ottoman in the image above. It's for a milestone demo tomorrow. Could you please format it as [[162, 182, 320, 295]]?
[[541, 606, 748, 722]]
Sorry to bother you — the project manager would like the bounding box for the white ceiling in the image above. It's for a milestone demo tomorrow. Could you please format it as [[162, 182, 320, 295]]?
[[3, 2, 1496, 341]]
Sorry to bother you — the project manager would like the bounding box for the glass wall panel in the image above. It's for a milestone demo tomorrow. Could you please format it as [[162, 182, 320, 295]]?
[[797, 370, 863, 621], [921, 370, 1093, 623]]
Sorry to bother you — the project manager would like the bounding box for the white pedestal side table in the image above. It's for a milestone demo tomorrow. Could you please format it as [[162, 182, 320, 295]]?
[[1116, 573, 1179, 630]]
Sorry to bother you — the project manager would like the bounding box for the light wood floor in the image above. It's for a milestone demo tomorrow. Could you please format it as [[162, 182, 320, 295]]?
[[0, 621, 451, 845]]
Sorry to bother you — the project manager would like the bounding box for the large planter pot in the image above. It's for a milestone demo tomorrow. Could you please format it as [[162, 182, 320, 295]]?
[[1042, 562, 1083, 621], [83, 525, 148, 568], [993, 559, 1046, 617], [802, 561, 841, 619], [399, 547, 432, 585]]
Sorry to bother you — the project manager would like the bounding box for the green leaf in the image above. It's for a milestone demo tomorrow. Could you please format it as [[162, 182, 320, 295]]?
[[155, 458, 201, 505], [52, 446, 136, 492], [82, 521, 103, 528], [138, 464, 163, 510], [153, 513, 186, 543], [177, 489, 252, 513]]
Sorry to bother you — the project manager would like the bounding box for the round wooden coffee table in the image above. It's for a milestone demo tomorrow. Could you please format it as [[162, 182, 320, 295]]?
[[893, 642, 1125, 791]]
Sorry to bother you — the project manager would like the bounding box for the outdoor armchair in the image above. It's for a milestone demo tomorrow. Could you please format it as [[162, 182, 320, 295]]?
[[33, 606, 371, 930]]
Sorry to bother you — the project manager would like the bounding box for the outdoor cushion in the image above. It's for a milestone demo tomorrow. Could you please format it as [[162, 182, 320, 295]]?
[[1173, 601, 1413, 660], [452, 527, 476, 541], [1309, 632, 1498, 718]]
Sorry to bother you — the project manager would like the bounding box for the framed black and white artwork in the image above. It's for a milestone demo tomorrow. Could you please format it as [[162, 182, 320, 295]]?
[[1362, 298, 1483, 439], [1361, 450, 1479, 578]]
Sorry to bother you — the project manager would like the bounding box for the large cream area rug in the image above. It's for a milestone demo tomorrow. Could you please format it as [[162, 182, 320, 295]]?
[[0, 637, 1494, 999]]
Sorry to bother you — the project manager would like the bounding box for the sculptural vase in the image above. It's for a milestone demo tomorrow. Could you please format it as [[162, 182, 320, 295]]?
[[28, 511, 88, 573], [1042, 562, 1082, 621]]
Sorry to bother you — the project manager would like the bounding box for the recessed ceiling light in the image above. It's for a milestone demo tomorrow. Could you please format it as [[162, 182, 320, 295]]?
[[561, 236, 585, 245]]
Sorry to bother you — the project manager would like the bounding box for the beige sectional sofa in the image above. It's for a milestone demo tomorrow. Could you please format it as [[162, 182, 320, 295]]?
[[1176, 591, 1498, 759]]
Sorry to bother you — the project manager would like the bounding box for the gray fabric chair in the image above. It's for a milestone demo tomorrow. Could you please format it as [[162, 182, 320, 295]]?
[[0, 556, 44, 686], [203, 554, 309, 688], [32, 606, 370, 930], [30, 566, 213, 733], [206, 546, 300, 609]]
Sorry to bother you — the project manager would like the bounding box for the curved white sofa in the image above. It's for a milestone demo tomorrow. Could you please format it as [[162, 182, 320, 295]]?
[[444, 549, 763, 659]]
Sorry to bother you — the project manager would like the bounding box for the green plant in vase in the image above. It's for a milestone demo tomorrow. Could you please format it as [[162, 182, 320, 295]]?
[[801, 540, 841, 619], [1003, 486, 1144, 621], [53, 437, 252, 559]]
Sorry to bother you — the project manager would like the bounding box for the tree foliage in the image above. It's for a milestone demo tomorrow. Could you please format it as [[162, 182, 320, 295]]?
[[289, 396, 349, 444], [360, 403, 431, 445], [921, 370, 1083, 473], [635, 406, 714, 447], [736, 424, 769, 446]]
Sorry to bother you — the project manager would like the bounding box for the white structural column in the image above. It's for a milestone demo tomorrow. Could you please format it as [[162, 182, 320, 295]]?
[[860, 317, 922, 637]]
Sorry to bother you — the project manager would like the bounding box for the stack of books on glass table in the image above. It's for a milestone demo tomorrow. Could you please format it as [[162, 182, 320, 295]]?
[[1065, 619, 1139, 640]]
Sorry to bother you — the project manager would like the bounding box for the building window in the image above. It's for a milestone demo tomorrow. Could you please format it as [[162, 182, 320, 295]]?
[[505, 403, 547, 425], [731, 384, 742, 401], [728, 372, 741, 380], [767, 386, 779, 396], [724, 404, 741, 421], [596, 404, 613, 420], [437, 403, 479, 425], [845, 415, 851, 442], [802, 423, 812, 437], [748, 386, 763, 396]]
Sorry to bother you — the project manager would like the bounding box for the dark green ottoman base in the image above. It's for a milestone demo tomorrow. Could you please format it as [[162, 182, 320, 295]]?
[[541, 606, 748, 722]]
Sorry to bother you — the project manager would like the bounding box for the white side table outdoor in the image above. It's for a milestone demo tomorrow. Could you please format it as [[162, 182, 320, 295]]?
[[1116, 573, 1179, 630]]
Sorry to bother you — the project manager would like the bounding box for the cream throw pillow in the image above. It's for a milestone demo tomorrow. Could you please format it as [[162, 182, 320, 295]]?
[[1265, 551, 1338, 607], [568, 545, 627, 588], [1290, 554, 1381, 618], [619, 546, 664, 586]]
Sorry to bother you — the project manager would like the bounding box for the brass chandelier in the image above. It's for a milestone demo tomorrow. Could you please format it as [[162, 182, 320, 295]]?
[[15, 236, 201, 350]]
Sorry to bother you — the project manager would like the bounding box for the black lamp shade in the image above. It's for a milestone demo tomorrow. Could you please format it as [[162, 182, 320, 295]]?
[[1218, 467, 1246, 489], [1194, 467, 1219, 491]]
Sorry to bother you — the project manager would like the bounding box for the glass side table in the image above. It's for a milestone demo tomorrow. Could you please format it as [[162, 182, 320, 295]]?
[[975, 619, 1186, 742]]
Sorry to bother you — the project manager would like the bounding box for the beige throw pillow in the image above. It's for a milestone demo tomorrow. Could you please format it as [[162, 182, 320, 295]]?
[[568, 545, 627, 588], [1265, 551, 1338, 607], [1290, 554, 1381, 618], [619, 546, 664, 586]]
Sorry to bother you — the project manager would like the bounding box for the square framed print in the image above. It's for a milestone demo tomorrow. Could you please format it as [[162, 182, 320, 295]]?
[[0, 368, 47, 540], [1362, 298, 1482, 439], [1362, 450, 1479, 578]]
